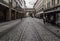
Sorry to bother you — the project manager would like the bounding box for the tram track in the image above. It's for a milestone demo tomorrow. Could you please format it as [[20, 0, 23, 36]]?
[[18, 21, 42, 41], [17, 29, 25, 41], [17, 22, 29, 41], [34, 27, 43, 41], [0, 18, 60, 41], [35, 20, 60, 39], [44, 25, 60, 38]]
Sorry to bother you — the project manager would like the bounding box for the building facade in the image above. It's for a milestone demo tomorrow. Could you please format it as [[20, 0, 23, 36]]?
[[0, 0, 26, 22], [44, 0, 60, 25], [33, 0, 44, 19], [34, 0, 60, 25]]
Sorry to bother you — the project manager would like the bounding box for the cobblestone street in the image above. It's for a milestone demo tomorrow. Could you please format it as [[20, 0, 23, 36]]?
[[0, 17, 60, 41]]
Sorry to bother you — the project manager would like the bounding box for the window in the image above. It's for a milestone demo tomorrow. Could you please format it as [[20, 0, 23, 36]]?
[[57, 0, 59, 4], [47, 2, 50, 8], [52, 0, 55, 6], [56, 13, 60, 24]]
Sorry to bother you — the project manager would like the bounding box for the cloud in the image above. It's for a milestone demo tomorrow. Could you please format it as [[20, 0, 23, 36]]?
[[25, 0, 37, 8]]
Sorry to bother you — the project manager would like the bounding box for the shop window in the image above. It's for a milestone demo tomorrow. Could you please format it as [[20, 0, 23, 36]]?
[[56, 13, 60, 24]]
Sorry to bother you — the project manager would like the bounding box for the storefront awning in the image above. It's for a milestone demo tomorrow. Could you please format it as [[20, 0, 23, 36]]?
[[44, 9, 60, 14]]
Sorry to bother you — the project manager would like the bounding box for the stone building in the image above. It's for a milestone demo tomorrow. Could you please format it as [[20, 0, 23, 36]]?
[[33, 0, 44, 18], [34, 0, 60, 25], [0, 0, 26, 22]]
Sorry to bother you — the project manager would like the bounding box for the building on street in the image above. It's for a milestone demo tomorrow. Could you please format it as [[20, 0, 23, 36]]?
[[0, 0, 26, 22], [0, 0, 60, 41], [34, 0, 60, 25]]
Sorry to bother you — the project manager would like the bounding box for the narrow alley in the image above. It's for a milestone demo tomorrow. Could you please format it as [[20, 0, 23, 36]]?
[[0, 17, 60, 41]]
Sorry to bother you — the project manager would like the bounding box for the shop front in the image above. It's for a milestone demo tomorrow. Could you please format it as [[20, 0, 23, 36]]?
[[44, 9, 59, 25], [55, 12, 60, 25]]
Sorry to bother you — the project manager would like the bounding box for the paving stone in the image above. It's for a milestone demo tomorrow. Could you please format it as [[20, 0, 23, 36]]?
[[0, 17, 60, 41]]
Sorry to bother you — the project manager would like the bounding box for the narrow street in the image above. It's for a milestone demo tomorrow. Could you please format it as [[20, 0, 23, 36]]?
[[0, 17, 60, 41], [0, 0, 60, 41]]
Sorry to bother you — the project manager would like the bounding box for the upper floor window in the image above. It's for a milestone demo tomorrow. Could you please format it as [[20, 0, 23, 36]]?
[[52, 0, 55, 6], [47, 2, 50, 8], [57, 0, 60, 4]]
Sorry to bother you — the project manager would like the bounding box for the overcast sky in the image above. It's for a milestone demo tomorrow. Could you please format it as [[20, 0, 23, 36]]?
[[25, 0, 37, 8]]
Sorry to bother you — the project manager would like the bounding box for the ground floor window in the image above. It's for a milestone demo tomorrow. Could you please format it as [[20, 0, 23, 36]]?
[[56, 13, 60, 25]]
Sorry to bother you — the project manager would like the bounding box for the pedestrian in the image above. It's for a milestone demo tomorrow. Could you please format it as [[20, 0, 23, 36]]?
[[50, 15, 54, 24], [21, 17, 22, 21], [43, 16, 45, 24]]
